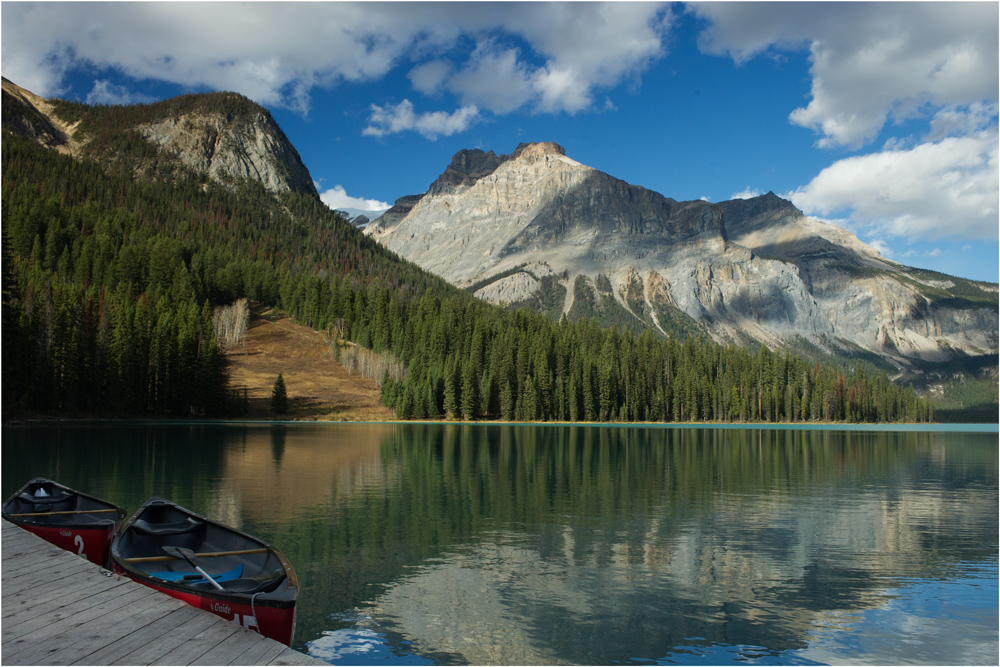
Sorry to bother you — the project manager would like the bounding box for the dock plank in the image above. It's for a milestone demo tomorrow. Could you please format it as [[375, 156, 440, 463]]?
[[2, 579, 140, 645], [270, 647, 323, 665], [2, 575, 132, 626], [107, 608, 227, 666], [228, 634, 292, 666], [2, 520, 325, 666], [29, 592, 185, 665], [78, 606, 202, 666], [1, 557, 97, 596], [3, 572, 122, 619], [149, 616, 243, 665], [191, 626, 275, 666], [3, 586, 151, 659]]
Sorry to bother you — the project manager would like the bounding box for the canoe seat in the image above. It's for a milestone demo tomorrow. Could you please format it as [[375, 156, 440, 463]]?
[[215, 569, 287, 594], [17, 490, 75, 507], [132, 517, 203, 536]]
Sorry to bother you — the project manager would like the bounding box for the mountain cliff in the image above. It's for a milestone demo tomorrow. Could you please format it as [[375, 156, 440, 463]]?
[[366, 142, 998, 368], [1, 77, 316, 197]]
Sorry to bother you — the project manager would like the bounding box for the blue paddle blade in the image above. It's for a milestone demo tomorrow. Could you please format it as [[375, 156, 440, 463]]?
[[150, 563, 243, 583]]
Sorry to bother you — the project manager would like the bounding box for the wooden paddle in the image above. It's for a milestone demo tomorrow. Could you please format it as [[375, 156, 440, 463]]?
[[6, 508, 122, 517], [162, 546, 224, 590], [122, 547, 269, 563]]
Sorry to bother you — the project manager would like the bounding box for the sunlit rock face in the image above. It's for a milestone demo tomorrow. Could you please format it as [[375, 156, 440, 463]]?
[[366, 142, 998, 367], [139, 110, 317, 197], [2, 78, 317, 198]]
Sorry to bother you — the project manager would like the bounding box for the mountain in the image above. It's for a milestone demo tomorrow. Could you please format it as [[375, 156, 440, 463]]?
[[366, 142, 998, 369], [2, 77, 316, 198], [0, 79, 454, 419], [0, 82, 942, 423], [334, 207, 390, 228]]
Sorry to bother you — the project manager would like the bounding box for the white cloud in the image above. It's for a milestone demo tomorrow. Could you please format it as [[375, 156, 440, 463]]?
[[319, 185, 390, 212], [926, 102, 999, 142], [694, 2, 999, 245], [730, 187, 762, 200], [865, 238, 892, 258], [363, 99, 480, 140], [85, 79, 156, 105], [408, 60, 453, 96], [692, 2, 998, 148], [789, 131, 999, 241], [448, 42, 535, 114], [1, 2, 672, 122]]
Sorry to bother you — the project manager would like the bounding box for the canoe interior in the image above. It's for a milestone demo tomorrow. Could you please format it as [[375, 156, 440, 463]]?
[[114, 499, 296, 603], [1, 478, 124, 528]]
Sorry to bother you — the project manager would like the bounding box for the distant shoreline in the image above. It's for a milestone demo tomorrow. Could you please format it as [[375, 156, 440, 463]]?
[[5, 416, 995, 432]]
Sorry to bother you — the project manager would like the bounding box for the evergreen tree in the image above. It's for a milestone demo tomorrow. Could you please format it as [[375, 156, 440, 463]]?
[[271, 373, 288, 414]]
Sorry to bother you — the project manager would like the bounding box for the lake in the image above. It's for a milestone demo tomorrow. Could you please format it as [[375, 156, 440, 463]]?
[[2, 422, 997, 665]]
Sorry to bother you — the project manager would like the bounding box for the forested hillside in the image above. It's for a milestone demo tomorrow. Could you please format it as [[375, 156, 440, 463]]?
[[1, 91, 933, 423]]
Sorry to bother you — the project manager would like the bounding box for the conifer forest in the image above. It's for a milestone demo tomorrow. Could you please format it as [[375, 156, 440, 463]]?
[[1, 95, 934, 423]]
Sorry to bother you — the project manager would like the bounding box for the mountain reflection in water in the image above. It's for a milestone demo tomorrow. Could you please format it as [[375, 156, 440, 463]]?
[[2, 423, 996, 665]]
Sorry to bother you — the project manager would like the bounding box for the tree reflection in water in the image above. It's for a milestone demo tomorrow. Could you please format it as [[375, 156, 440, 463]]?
[[2, 423, 996, 664]]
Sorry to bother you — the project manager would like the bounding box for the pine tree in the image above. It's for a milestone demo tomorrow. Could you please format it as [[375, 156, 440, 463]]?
[[271, 372, 288, 414]]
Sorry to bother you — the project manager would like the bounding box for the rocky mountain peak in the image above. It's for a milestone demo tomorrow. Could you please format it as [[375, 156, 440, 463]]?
[[137, 100, 317, 197], [719, 191, 800, 221], [429, 148, 508, 193], [428, 142, 574, 195], [1, 80, 317, 198], [510, 141, 567, 160]]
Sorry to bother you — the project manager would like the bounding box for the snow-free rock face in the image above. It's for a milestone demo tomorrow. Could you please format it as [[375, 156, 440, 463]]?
[[139, 110, 317, 197], [2, 77, 79, 154], [367, 142, 998, 367], [1, 79, 317, 198]]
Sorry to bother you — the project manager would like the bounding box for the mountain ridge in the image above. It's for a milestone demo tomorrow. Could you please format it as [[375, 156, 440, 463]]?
[[366, 142, 998, 369], [0, 82, 947, 423], [2, 77, 317, 198]]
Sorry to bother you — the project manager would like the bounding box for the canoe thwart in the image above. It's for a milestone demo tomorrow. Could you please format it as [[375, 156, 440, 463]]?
[[122, 547, 271, 563]]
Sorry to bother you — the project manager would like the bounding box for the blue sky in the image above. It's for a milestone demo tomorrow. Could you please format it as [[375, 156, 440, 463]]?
[[3, 2, 997, 282]]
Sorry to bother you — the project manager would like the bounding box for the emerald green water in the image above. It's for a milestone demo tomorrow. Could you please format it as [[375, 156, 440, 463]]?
[[3, 423, 997, 665]]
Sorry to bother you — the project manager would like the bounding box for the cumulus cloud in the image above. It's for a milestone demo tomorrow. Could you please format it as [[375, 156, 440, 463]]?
[[363, 99, 480, 140], [692, 2, 998, 148], [788, 131, 999, 241], [2, 2, 672, 121], [448, 42, 535, 114], [694, 2, 999, 244], [319, 185, 390, 212]]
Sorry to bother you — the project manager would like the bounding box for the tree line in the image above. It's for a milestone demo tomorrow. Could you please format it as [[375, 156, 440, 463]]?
[[2, 99, 933, 423]]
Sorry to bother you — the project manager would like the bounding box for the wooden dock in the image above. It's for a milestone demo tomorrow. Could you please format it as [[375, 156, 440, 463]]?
[[2, 520, 326, 666]]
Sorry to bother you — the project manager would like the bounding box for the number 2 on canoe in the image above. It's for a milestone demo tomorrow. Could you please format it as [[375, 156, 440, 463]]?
[[74, 534, 86, 559]]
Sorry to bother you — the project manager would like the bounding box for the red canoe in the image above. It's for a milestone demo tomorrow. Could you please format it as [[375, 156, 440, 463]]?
[[1, 477, 126, 567], [110, 497, 298, 647]]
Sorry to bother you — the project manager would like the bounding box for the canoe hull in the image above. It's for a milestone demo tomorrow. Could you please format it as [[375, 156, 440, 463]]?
[[112, 567, 296, 646], [111, 497, 298, 647], [1, 477, 125, 568], [17, 522, 118, 568]]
